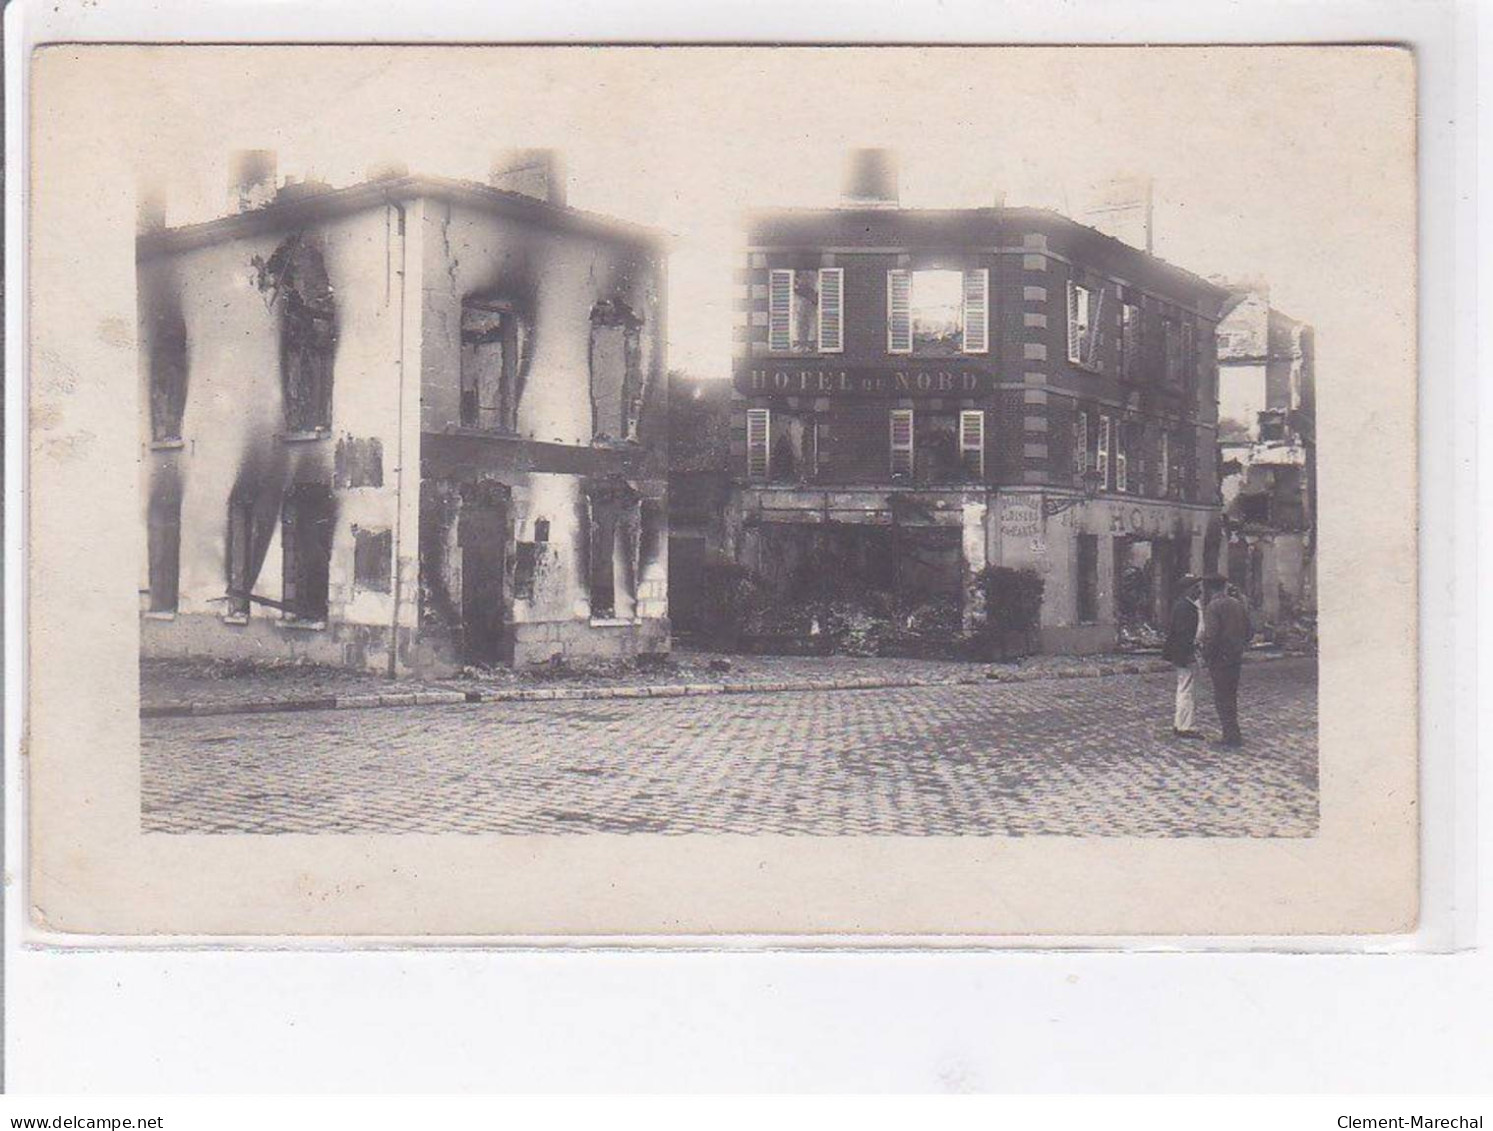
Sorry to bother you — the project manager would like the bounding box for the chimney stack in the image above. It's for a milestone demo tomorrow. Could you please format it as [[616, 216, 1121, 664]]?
[[842, 148, 899, 208], [489, 149, 567, 207], [227, 149, 278, 214], [137, 182, 167, 234]]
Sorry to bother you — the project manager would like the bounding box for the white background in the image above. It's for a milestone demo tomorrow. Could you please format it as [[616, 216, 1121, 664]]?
[[4, 0, 1488, 1094]]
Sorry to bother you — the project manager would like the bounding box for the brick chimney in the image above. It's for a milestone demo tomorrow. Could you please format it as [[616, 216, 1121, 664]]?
[[842, 148, 899, 208], [489, 149, 567, 207], [227, 149, 278, 214]]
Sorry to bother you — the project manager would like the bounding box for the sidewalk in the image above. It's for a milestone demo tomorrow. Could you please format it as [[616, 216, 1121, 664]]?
[[139, 646, 1295, 719]]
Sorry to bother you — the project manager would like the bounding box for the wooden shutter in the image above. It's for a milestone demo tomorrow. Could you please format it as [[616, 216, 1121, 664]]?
[[1097, 416, 1111, 489], [962, 268, 989, 354], [768, 270, 793, 353], [1086, 286, 1105, 368], [887, 270, 912, 354], [1067, 281, 1083, 364], [1160, 431, 1172, 498], [1116, 423, 1129, 492], [746, 408, 771, 479], [1075, 411, 1089, 477], [889, 408, 914, 476], [959, 410, 985, 478], [817, 268, 844, 354]]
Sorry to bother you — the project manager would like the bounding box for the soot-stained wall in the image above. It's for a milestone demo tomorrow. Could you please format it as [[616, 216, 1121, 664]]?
[[138, 203, 421, 671]]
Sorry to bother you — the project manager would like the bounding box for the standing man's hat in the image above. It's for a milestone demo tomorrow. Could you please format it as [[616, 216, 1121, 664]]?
[[1178, 573, 1202, 587]]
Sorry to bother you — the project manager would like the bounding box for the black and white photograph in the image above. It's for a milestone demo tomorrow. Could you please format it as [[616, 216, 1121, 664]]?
[[24, 44, 1415, 937]]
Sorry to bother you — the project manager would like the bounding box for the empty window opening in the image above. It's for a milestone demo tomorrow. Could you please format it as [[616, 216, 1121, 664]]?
[[224, 487, 270, 620], [1121, 302, 1142, 380], [147, 472, 182, 612], [253, 233, 337, 434], [589, 300, 644, 442], [334, 435, 384, 489], [887, 269, 987, 357], [533, 518, 551, 543], [352, 526, 392, 593], [460, 301, 520, 432], [586, 480, 643, 620], [1067, 280, 1104, 368], [148, 301, 189, 442], [912, 412, 963, 484], [281, 483, 335, 623], [767, 410, 821, 484]]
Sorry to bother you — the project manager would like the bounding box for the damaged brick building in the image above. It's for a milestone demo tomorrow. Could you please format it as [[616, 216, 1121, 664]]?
[[719, 152, 1229, 652], [1216, 282, 1317, 624], [139, 150, 669, 675]]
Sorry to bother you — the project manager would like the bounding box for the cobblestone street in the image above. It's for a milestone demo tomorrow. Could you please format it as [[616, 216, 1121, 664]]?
[[141, 657, 1318, 837]]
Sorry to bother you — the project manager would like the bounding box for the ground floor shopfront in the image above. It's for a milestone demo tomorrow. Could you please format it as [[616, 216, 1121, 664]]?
[[717, 485, 1223, 654]]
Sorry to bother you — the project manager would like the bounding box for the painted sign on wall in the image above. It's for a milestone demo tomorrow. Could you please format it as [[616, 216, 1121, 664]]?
[[735, 364, 994, 398]]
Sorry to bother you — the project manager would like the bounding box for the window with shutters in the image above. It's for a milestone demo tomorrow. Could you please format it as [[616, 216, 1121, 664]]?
[[1067, 280, 1102, 369], [817, 268, 844, 354], [766, 409, 817, 484], [768, 270, 794, 352], [745, 407, 771, 480], [886, 270, 912, 354], [768, 269, 831, 354], [1096, 416, 1111, 490], [914, 412, 961, 484], [1121, 301, 1142, 380], [960, 410, 985, 480], [887, 269, 988, 357], [1074, 411, 1090, 478], [889, 409, 914, 477]]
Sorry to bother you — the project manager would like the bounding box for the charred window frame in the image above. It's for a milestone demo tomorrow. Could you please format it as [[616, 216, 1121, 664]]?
[[1162, 315, 1184, 386], [585, 479, 643, 621], [589, 300, 645, 443], [253, 234, 338, 435], [282, 483, 335, 624], [767, 409, 820, 484], [1120, 300, 1142, 381], [146, 471, 182, 612], [148, 302, 189, 443], [460, 300, 520, 432], [225, 490, 256, 620]]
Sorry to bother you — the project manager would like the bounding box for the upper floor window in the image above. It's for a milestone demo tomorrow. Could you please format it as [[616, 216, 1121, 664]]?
[[1067, 280, 1102, 370], [887, 269, 988, 357], [253, 232, 337, 435], [147, 300, 189, 443], [589, 299, 644, 442], [1163, 315, 1184, 385], [1120, 301, 1142, 380], [461, 300, 520, 432], [768, 268, 843, 355]]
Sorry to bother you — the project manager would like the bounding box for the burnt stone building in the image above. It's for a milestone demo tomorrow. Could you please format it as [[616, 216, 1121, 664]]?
[[139, 150, 670, 675], [1216, 282, 1317, 623], [721, 153, 1230, 652]]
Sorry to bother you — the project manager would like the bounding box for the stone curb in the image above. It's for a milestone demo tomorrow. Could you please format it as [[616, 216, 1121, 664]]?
[[140, 651, 1297, 720]]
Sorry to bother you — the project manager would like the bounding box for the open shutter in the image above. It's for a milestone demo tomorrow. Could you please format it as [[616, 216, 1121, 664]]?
[[1160, 432, 1171, 497], [746, 408, 771, 479], [1067, 281, 1082, 363], [1074, 411, 1089, 477], [817, 268, 844, 354], [768, 270, 793, 353], [889, 409, 914, 476], [1116, 422, 1129, 492], [1086, 285, 1106, 368], [887, 270, 912, 354], [962, 268, 989, 354], [1097, 416, 1111, 490], [959, 410, 985, 479]]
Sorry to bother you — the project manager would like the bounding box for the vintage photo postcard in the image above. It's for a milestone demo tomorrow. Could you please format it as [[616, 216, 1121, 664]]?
[[23, 44, 1417, 938]]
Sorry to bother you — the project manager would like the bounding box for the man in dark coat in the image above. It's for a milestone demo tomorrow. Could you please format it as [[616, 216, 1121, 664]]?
[[1202, 575, 1253, 747], [1161, 574, 1206, 739]]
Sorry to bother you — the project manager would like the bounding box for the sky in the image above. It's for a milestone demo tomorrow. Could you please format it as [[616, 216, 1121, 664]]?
[[111, 45, 1414, 380]]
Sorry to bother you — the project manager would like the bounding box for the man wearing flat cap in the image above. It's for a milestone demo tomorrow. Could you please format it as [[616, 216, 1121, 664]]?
[[1161, 573, 1207, 739], [1201, 573, 1253, 747]]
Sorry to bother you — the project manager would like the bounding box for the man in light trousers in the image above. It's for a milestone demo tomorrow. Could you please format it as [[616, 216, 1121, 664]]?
[[1161, 574, 1207, 740]]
